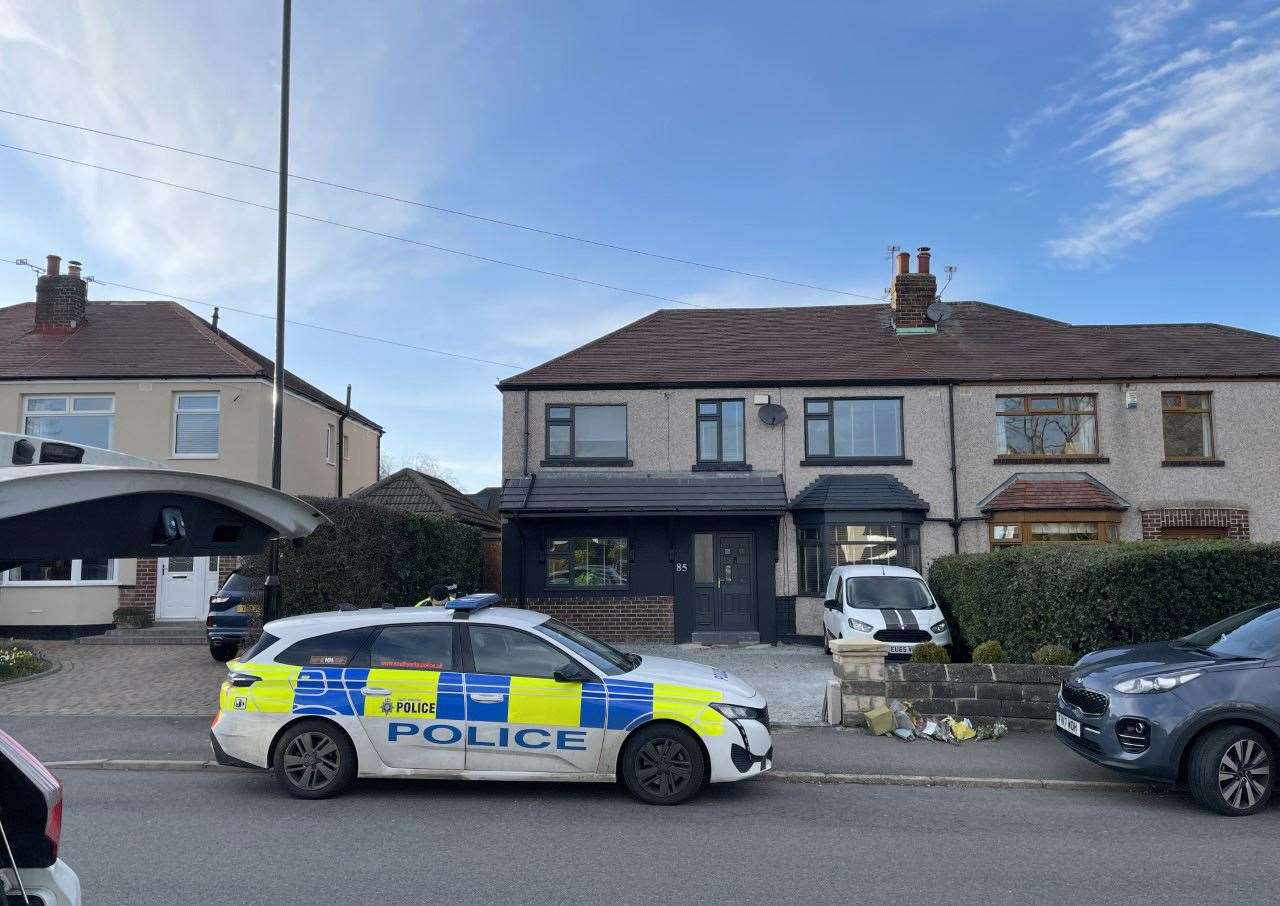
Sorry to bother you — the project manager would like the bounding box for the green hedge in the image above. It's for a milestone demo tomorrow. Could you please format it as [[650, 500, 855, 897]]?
[[929, 542, 1280, 663], [239, 497, 483, 618]]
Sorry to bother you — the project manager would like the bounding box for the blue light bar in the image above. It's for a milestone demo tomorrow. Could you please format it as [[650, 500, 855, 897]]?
[[445, 593, 501, 612]]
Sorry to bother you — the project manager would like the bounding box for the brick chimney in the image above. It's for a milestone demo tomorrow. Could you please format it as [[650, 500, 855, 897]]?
[[34, 254, 88, 333], [890, 246, 937, 332]]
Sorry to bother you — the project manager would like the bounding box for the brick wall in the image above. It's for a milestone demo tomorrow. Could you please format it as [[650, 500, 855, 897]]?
[[840, 660, 1069, 731], [116, 557, 158, 618], [217, 556, 238, 584], [890, 272, 936, 330], [34, 272, 87, 331], [518, 596, 674, 643], [1140, 507, 1250, 540]]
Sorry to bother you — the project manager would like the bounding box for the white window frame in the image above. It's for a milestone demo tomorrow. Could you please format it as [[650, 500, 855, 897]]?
[[342, 432, 351, 461], [2, 558, 118, 587], [22, 394, 115, 449], [172, 392, 220, 459], [325, 424, 336, 465]]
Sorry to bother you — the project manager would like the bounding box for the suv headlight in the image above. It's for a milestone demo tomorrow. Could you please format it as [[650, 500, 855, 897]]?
[[930, 620, 948, 635], [710, 702, 766, 722], [847, 617, 873, 633], [1114, 672, 1200, 694]]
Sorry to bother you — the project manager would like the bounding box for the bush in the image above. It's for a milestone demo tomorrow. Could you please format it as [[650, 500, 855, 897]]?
[[929, 541, 1280, 663], [1033, 644, 1075, 666], [0, 643, 49, 680], [910, 641, 951, 664], [971, 640, 1006, 664], [238, 497, 483, 618]]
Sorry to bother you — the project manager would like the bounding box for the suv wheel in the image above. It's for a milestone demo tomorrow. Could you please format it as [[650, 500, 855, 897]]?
[[620, 724, 708, 806], [272, 720, 357, 800], [1188, 725, 1274, 816], [209, 642, 237, 663]]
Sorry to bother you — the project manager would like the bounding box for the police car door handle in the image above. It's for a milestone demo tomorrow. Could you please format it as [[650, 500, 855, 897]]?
[[468, 692, 504, 703], [361, 687, 392, 696]]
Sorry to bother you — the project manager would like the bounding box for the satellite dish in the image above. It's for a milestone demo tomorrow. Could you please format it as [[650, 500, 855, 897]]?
[[926, 300, 953, 323], [758, 403, 787, 426]]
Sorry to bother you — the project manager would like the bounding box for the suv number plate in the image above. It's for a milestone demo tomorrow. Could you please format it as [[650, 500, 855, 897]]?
[[1056, 712, 1081, 737]]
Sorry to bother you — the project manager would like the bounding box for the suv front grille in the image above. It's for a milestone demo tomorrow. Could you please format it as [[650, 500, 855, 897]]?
[[874, 629, 931, 643], [1061, 682, 1109, 716]]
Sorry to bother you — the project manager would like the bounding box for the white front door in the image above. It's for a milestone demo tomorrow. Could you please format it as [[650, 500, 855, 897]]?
[[155, 556, 214, 620]]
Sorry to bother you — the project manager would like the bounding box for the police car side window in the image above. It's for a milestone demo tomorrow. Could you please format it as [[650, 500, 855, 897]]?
[[276, 628, 375, 668], [469, 626, 572, 679], [369, 625, 454, 672]]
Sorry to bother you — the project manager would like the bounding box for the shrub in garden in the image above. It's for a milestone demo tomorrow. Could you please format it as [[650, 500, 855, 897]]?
[[910, 641, 951, 664], [0, 643, 48, 680], [238, 497, 483, 618], [1032, 644, 1076, 666], [971, 640, 1006, 664], [929, 541, 1280, 663]]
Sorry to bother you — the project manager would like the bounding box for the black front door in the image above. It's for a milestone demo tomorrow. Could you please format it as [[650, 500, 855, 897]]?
[[692, 532, 756, 631]]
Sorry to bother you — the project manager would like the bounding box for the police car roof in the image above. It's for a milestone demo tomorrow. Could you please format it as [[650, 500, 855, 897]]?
[[263, 605, 546, 639]]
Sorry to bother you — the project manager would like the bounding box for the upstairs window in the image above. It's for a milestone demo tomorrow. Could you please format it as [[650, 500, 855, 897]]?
[[995, 394, 1097, 458], [696, 399, 745, 464], [173, 392, 220, 457], [545, 404, 627, 461], [23, 394, 114, 449], [1162, 392, 1214, 461], [804, 398, 903, 460]]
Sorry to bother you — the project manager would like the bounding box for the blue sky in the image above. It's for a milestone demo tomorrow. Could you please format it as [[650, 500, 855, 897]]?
[[1, 0, 1278, 491]]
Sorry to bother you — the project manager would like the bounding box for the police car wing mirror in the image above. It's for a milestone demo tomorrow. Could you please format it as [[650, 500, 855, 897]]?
[[553, 663, 589, 684]]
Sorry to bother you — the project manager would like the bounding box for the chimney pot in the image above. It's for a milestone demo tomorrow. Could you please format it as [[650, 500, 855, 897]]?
[[67, 260, 82, 279], [916, 246, 931, 274], [46, 254, 61, 276], [894, 251, 910, 275]]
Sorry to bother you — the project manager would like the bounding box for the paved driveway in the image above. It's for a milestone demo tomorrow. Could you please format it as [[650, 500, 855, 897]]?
[[0, 643, 226, 716], [629, 642, 829, 726]]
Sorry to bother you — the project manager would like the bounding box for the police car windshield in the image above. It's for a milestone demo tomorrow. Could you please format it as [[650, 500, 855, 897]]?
[[846, 576, 934, 610], [537, 618, 635, 675]]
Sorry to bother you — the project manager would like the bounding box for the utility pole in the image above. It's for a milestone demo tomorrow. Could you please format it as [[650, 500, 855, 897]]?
[[262, 0, 292, 625]]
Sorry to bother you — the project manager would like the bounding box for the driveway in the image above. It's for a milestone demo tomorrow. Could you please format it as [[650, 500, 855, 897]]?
[[0, 642, 225, 716], [629, 642, 829, 726]]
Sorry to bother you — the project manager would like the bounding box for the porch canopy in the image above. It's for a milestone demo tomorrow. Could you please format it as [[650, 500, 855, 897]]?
[[500, 472, 788, 517]]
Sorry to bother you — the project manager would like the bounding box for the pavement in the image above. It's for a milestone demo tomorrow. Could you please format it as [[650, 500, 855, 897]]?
[[59, 769, 1280, 906]]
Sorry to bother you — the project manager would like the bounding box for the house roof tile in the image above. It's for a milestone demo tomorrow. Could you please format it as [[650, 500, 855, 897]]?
[[978, 472, 1129, 513], [498, 302, 1280, 388], [353, 469, 499, 531], [790, 474, 930, 512], [500, 472, 788, 515]]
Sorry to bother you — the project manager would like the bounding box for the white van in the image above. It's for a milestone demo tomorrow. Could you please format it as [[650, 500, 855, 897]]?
[[821, 564, 951, 659]]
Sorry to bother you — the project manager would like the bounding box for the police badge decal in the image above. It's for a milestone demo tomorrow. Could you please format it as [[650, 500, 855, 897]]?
[[381, 698, 393, 715]]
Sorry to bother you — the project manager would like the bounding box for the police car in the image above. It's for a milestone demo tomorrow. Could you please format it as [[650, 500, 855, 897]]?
[[211, 595, 773, 805]]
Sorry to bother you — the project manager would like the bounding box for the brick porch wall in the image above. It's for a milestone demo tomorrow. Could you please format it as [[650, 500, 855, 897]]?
[[116, 557, 158, 618], [217, 556, 238, 584], [1140, 507, 1250, 540], [518, 596, 674, 643]]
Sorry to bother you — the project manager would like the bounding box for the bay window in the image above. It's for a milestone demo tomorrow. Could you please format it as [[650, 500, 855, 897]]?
[[989, 512, 1120, 548]]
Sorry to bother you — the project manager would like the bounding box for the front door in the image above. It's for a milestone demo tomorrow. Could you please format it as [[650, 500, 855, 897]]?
[[463, 624, 605, 774], [692, 532, 757, 632], [155, 556, 210, 620]]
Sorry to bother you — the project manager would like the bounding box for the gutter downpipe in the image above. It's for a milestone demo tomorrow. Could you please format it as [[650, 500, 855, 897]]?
[[336, 383, 351, 497], [518, 389, 531, 607], [948, 383, 960, 554]]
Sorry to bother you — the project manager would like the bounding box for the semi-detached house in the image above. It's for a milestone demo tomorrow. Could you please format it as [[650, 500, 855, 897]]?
[[498, 247, 1280, 645], [0, 255, 382, 636]]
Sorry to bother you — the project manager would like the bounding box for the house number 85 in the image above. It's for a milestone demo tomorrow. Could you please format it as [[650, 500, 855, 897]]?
[[674, 563, 688, 572]]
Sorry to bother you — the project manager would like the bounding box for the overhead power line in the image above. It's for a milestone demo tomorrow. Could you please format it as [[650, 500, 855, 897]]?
[[0, 106, 883, 303], [1, 257, 523, 370], [0, 141, 710, 309]]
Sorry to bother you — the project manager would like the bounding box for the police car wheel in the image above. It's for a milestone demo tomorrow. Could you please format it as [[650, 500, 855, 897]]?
[[272, 720, 357, 800], [620, 724, 707, 806]]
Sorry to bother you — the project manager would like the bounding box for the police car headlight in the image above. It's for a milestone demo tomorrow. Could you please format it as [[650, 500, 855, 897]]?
[[710, 702, 767, 722], [1114, 672, 1200, 694], [930, 620, 948, 635], [847, 617, 874, 633]]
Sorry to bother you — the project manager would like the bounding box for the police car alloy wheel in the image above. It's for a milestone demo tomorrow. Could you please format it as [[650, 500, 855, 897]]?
[[272, 719, 357, 799], [620, 723, 708, 805]]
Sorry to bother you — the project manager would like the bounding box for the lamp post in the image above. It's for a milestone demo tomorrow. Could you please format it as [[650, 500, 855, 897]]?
[[262, 0, 292, 624]]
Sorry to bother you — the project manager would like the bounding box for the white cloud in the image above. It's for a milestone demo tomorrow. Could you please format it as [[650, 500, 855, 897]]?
[[1246, 207, 1280, 217], [1110, 0, 1196, 49]]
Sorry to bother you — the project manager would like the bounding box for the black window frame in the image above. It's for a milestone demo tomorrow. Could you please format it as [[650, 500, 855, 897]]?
[[366, 622, 460, 672], [695, 398, 748, 469], [462, 623, 596, 680], [801, 396, 909, 466], [793, 511, 925, 595], [797, 527, 822, 595], [542, 403, 631, 466], [544, 535, 631, 590], [274, 627, 378, 668]]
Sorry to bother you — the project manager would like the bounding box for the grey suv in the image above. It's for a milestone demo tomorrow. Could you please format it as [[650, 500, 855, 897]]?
[[1056, 603, 1280, 816]]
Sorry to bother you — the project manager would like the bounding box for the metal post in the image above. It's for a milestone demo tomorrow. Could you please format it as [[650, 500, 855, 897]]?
[[336, 384, 351, 497], [263, 0, 292, 624]]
